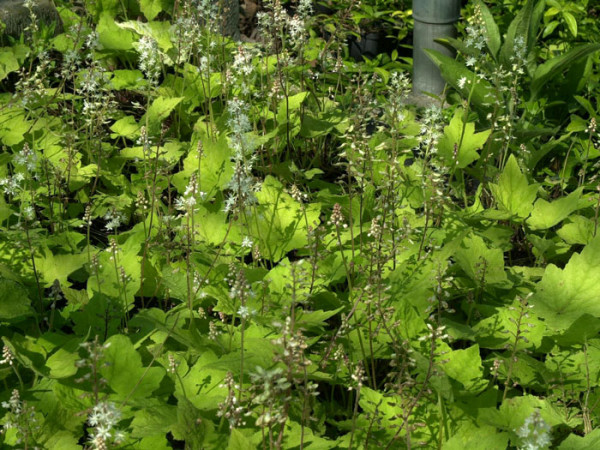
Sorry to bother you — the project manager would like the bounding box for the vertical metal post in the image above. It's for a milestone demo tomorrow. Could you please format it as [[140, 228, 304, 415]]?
[[0, 0, 62, 39], [412, 0, 461, 96], [216, 0, 240, 41]]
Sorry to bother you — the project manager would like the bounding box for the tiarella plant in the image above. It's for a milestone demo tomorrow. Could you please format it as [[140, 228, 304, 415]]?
[[2, 0, 600, 448]]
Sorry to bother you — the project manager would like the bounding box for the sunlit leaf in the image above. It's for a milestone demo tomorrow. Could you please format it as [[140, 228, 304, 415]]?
[[532, 235, 600, 330]]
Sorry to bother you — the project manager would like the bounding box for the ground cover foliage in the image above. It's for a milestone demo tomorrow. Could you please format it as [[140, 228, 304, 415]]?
[[1, 0, 600, 448]]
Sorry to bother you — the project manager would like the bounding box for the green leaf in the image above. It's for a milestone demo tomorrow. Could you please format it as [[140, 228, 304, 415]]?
[[175, 351, 228, 410], [276, 92, 308, 124], [121, 141, 185, 164], [300, 111, 345, 138], [46, 339, 80, 379], [130, 405, 177, 438], [499, 0, 534, 68], [101, 334, 165, 400], [172, 133, 233, 199], [479, 395, 568, 433], [2, 335, 48, 377], [473, 296, 545, 350], [442, 345, 487, 393], [546, 340, 600, 390], [192, 205, 240, 245], [490, 154, 539, 219], [562, 11, 577, 37], [0, 50, 19, 82], [532, 235, 600, 330], [438, 109, 491, 168], [228, 429, 254, 450], [90, 0, 121, 19], [34, 247, 89, 288], [558, 429, 600, 449], [251, 176, 321, 262], [121, 20, 174, 53], [96, 13, 135, 51], [543, 20, 560, 37], [0, 278, 32, 320], [110, 115, 140, 139], [0, 108, 31, 146], [476, 0, 501, 58], [110, 69, 146, 90], [574, 95, 597, 118], [527, 187, 583, 230], [555, 314, 600, 347], [171, 398, 214, 447], [43, 431, 81, 450], [557, 215, 594, 245], [444, 424, 509, 450], [425, 49, 499, 110], [359, 387, 404, 429], [567, 114, 588, 133], [531, 44, 600, 99], [140, 0, 169, 21], [454, 234, 509, 286], [143, 96, 184, 133]]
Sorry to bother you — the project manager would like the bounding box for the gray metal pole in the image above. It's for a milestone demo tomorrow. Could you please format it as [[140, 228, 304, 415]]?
[[216, 0, 240, 41], [0, 0, 62, 39], [412, 0, 461, 96]]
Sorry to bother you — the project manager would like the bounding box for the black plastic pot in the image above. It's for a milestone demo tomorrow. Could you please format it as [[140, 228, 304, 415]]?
[[348, 28, 399, 61], [349, 31, 381, 60]]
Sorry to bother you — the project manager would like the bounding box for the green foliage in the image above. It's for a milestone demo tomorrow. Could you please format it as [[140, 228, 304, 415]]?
[[533, 236, 600, 331], [437, 109, 492, 168], [1, 0, 600, 448], [490, 154, 539, 219]]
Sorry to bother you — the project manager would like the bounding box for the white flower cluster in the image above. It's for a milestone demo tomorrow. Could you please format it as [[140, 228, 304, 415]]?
[[79, 68, 104, 95], [224, 99, 261, 214], [217, 371, 246, 429], [103, 209, 124, 231], [77, 64, 115, 127], [418, 105, 443, 152], [249, 366, 291, 427], [237, 305, 256, 320], [464, 5, 487, 56], [84, 30, 100, 54], [14, 52, 51, 108], [175, 173, 205, 213], [386, 71, 411, 124], [230, 46, 258, 96], [510, 36, 527, 75], [13, 143, 37, 172], [0, 345, 14, 365], [1, 389, 40, 447], [0, 173, 24, 196], [194, 0, 219, 31], [87, 401, 126, 449], [257, 0, 312, 50], [288, 15, 306, 46], [232, 47, 254, 78], [61, 49, 81, 79], [297, 0, 313, 18], [0, 145, 39, 201], [137, 35, 161, 86], [516, 409, 551, 450], [171, 16, 201, 64], [227, 98, 252, 148]]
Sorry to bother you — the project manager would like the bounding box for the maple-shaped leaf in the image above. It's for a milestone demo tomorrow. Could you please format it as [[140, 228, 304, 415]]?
[[438, 110, 491, 169], [532, 235, 600, 331], [490, 154, 538, 219]]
